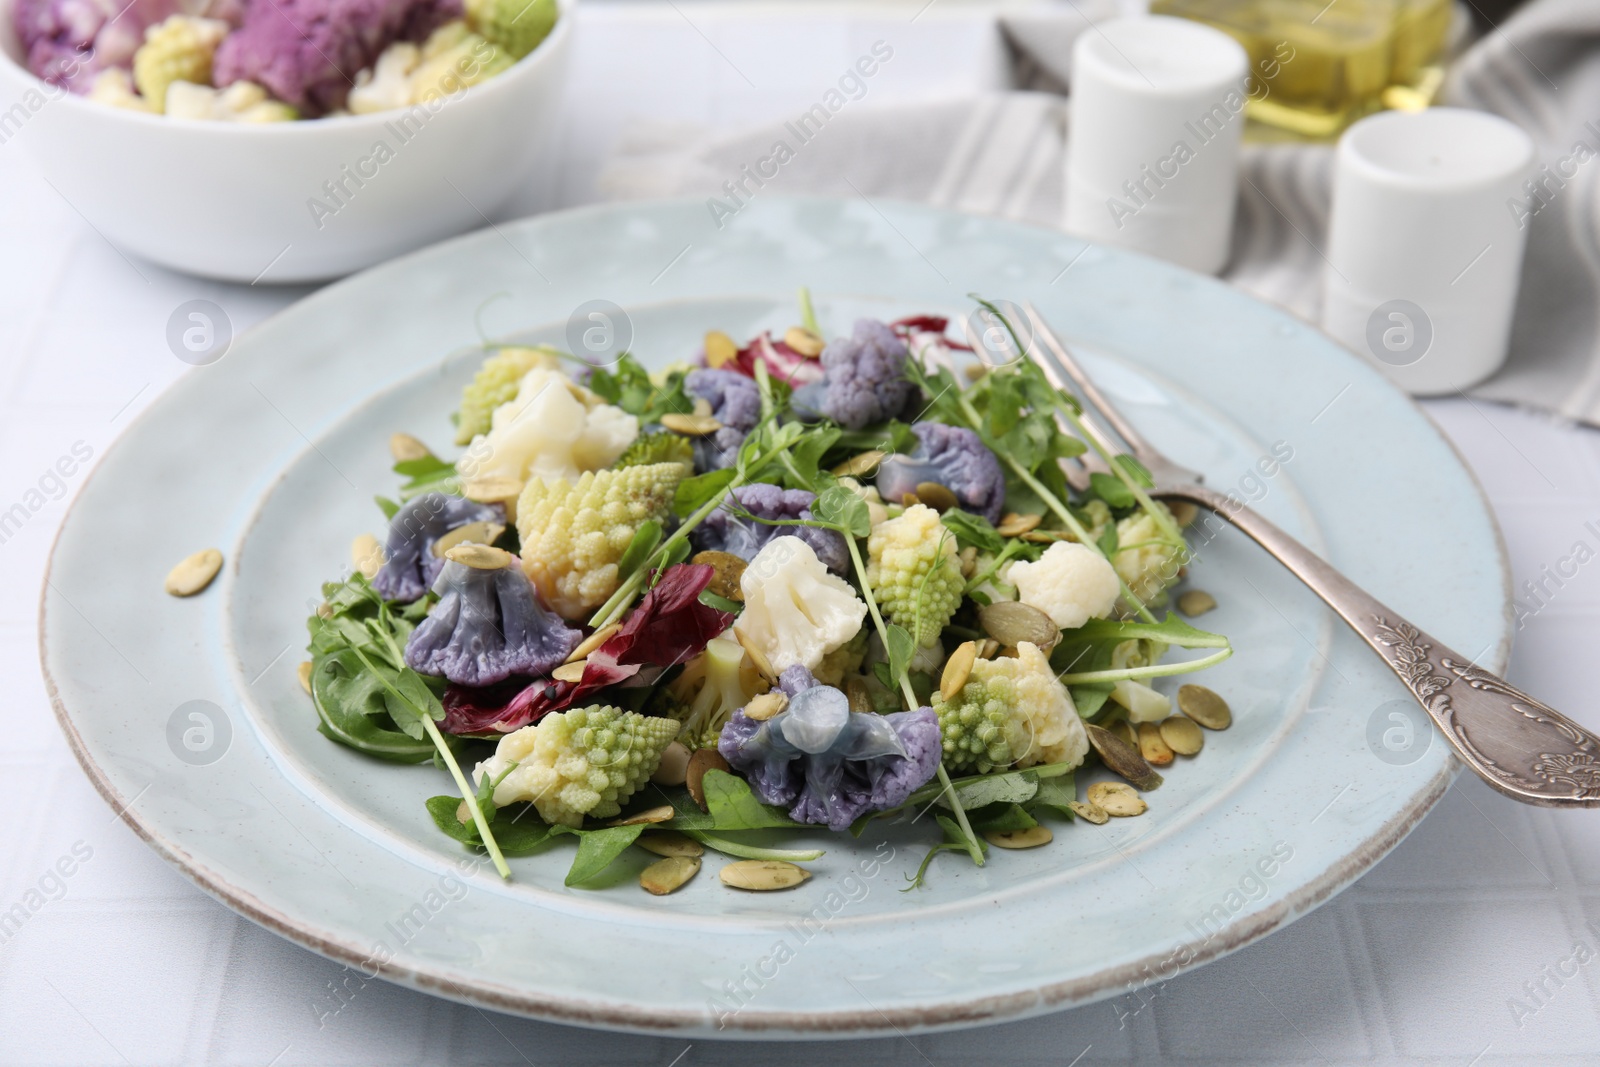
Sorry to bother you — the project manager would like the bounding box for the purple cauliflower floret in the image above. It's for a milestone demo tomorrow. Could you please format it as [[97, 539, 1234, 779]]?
[[876, 421, 1006, 524], [213, 0, 455, 115], [14, 0, 184, 91], [718, 672, 941, 831], [403, 558, 581, 686], [684, 368, 761, 471], [795, 319, 919, 431], [690, 483, 848, 576], [372, 492, 503, 603]]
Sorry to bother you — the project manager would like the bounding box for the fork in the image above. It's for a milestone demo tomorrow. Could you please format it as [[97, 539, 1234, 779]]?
[[1021, 302, 1600, 809]]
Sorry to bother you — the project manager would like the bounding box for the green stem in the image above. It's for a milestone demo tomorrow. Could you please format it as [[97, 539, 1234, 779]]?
[[798, 286, 820, 336], [1049, 397, 1187, 552], [422, 716, 511, 880], [684, 830, 824, 862], [1058, 646, 1232, 685]]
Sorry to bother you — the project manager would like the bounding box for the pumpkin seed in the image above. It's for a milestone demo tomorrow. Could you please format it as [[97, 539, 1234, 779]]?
[[1020, 530, 1070, 544], [661, 413, 723, 437], [431, 521, 506, 558], [1176, 589, 1217, 617], [637, 831, 703, 858], [691, 397, 713, 418], [963, 363, 988, 381], [297, 661, 313, 694], [958, 545, 978, 578], [979, 639, 1001, 660], [686, 748, 731, 810], [445, 543, 514, 570], [743, 692, 788, 721], [940, 641, 977, 701], [1159, 715, 1204, 756], [1169, 500, 1200, 527], [315, 601, 333, 619], [704, 330, 739, 368], [1087, 780, 1147, 817], [784, 326, 825, 357], [551, 661, 587, 683], [351, 534, 384, 578], [979, 600, 1061, 651], [691, 551, 746, 600], [1084, 724, 1164, 791], [389, 432, 431, 462], [996, 512, 1043, 537], [915, 482, 959, 512], [846, 678, 873, 714], [832, 451, 885, 478], [460, 477, 521, 504], [651, 741, 691, 787], [1178, 684, 1232, 730], [165, 548, 223, 597], [984, 825, 1053, 849], [720, 860, 811, 892], [641, 855, 701, 895], [610, 804, 674, 827], [1137, 722, 1175, 766], [1109, 719, 1137, 748], [732, 627, 776, 681], [1068, 800, 1109, 825], [455, 800, 473, 825], [565, 623, 620, 664], [900, 492, 919, 507]]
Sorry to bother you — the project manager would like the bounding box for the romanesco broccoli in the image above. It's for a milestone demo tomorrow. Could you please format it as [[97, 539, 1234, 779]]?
[[409, 21, 512, 103], [454, 345, 562, 445], [667, 635, 766, 749], [466, 0, 558, 60], [476, 705, 680, 827], [132, 15, 229, 113], [813, 629, 868, 686], [1113, 502, 1185, 608], [866, 503, 964, 648], [614, 430, 695, 473], [933, 642, 1089, 774], [516, 462, 685, 618]]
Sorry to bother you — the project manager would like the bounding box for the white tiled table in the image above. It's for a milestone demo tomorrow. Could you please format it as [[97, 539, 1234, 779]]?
[[2, 4, 1598, 1064]]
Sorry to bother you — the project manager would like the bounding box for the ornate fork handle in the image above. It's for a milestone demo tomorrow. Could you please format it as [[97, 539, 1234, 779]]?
[[1170, 483, 1600, 808]]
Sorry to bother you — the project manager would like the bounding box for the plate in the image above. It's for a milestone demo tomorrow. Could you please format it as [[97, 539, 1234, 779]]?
[[40, 197, 1510, 1037]]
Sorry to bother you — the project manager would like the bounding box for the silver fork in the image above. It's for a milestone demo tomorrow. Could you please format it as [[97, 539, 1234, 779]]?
[[1021, 302, 1600, 809]]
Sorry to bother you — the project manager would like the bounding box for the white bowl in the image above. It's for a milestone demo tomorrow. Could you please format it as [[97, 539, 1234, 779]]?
[[0, 0, 573, 282]]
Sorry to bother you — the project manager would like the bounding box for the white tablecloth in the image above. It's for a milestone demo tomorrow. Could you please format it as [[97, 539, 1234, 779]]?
[[3, 4, 1599, 1064]]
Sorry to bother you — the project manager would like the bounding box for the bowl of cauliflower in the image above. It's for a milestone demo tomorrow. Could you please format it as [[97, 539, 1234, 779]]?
[[0, 0, 572, 281]]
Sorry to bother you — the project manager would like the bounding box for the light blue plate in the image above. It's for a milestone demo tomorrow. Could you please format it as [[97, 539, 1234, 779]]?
[[40, 197, 1510, 1038]]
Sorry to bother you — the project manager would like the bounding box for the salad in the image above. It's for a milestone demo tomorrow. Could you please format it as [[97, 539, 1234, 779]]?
[[14, 0, 556, 119], [300, 295, 1235, 893]]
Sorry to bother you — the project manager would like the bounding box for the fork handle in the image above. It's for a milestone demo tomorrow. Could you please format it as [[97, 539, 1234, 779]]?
[[1168, 484, 1600, 808]]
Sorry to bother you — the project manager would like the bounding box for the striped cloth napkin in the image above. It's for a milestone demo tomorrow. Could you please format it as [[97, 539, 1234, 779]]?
[[598, 0, 1600, 421]]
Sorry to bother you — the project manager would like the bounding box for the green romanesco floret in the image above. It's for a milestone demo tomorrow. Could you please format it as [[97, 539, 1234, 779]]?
[[667, 636, 766, 749], [476, 705, 679, 827], [866, 503, 964, 648], [454, 345, 562, 445], [1113, 501, 1186, 609], [132, 15, 229, 113], [409, 21, 513, 102], [516, 462, 686, 619], [465, 0, 558, 59], [932, 642, 1089, 774], [814, 628, 868, 686], [615, 430, 694, 473]]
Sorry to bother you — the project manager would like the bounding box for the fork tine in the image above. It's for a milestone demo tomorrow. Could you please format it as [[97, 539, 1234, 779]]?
[[1022, 302, 1156, 461]]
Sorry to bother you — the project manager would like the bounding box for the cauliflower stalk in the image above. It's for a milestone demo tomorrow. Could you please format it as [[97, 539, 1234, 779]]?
[[453, 345, 563, 445], [1113, 503, 1186, 608], [737, 536, 868, 675], [1007, 540, 1120, 630], [933, 642, 1089, 774], [667, 635, 767, 749], [516, 462, 685, 619], [459, 367, 638, 489], [866, 504, 963, 648], [475, 705, 679, 827]]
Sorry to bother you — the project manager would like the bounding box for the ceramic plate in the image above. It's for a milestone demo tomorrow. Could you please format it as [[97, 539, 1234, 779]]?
[[40, 197, 1510, 1038]]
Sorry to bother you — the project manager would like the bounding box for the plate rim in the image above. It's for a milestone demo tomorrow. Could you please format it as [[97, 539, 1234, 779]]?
[[38, 194, 1511, 1036]]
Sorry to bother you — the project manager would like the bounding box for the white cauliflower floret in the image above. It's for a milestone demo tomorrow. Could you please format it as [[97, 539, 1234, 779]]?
[[349, 41, 421, 114], [738, 536, 868, 674], [87, 69, 152, 111], [1108, 639, 1173, 723], [460, 367, 638, 489], [165, 80, 297, 122], [1007, 540, 1120, 630], [1113, 503, 1185, 607]]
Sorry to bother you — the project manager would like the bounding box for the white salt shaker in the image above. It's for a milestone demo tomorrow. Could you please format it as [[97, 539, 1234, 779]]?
[[1064, 16, 1250, 275], [1322, 108, 1535, 394]]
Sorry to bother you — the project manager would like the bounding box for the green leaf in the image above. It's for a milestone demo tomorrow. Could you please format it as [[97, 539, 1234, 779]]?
[[971, 802, 1038, 833], [1112, 454, 1155, 488], [586, 355, 692, 424], [701, 769, 802, 829], [395, 455, 461, 501], [375, 496, 400, 520], [698, 589, 743, 615], [424, 797, 555, 855], [1089, 471, 1135, 509], [674, 468, 736, 518], [811, 485, 871, 538], [1096, 523, 1119, 558], [786, 425, 842, 491], [556, 824, 646, 885], [1029, 773, 1078, 820], [616, 519, 662, 582], [884, 624, 916, 688], [941, 510, 1004, 554], [684, 830, 824, 862], [831, 421, 916, 456], [947, 769, 1039, 810], [311, 652, 434, 762]]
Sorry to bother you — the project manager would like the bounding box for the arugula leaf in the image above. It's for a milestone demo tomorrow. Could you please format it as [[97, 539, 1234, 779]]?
[[831, 421, 916, 456], [1112, 454, 1155, 488], [683, 830, 824, 862], [700, 770, 802, 829], [810, 485, 871, 538], [1096, 523, 1119, 558], [311, 651, 434, 762], [375, 496, 400, 520], [585, 354, 692, 424], [424, 797, 554, 855], [1089, 471, 1135, 509], [905, 814, 987, 891], [884, 624, 917, 690], [946, 769, 1039, 810], [395, 455, 460, 501], [554, 824, 646, 885], [941, 510, 1004, 554], [785, 424, 842, 492], [674, 468, 736, 518], [971, 802, 1038, 833], [1028, 774, 1078, 820]]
